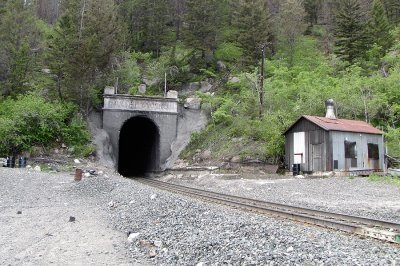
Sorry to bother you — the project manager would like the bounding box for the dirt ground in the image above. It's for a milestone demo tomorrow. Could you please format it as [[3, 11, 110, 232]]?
[[1, 160, 399, 265], [0, 167, 130, 265]]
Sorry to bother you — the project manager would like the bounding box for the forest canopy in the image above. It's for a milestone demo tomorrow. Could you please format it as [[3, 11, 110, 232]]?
[[0, 0, 399, 159]]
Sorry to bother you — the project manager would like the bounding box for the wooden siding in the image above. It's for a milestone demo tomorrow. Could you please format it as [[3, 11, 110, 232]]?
[[285, 118, 328, 172]]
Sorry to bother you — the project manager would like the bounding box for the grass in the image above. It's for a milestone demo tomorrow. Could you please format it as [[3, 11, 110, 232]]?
[[179, 123, 270, 163], [367, 173, 400, 188]]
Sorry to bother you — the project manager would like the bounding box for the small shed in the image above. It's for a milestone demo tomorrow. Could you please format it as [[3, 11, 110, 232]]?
[[284, 100, 385, 174]]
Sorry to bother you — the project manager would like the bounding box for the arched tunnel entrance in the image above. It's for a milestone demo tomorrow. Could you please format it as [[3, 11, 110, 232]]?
[[118, 116, 160, 177]]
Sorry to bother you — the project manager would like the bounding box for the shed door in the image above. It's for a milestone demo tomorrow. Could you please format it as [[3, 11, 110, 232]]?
[[312, 144, 322, 171], [293, 132, 305, 164]]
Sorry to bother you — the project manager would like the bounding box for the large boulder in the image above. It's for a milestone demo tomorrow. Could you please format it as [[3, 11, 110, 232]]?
[[216, 61, 226, 72], [138, 84, 146, 94], [230, 156, 241, 163], [188, 82, 200, 91], [200, 81, 212, 92], [166, 90, 178, 99], [184, 97, 202, 110], [229, 76, 240, 83], [143, 78, 158, 87], [104, 86, 115, 95], [200, 150, 212, 161]]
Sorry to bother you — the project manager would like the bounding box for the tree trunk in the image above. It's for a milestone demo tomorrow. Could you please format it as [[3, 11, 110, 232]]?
[[79, 0, 86, 40]]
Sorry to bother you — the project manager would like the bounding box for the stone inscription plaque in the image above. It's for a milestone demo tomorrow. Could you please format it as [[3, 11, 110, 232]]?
[[104, 96, 178, 113]]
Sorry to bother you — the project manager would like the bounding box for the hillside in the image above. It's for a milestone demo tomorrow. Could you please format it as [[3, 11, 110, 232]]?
[[0, 0, 399, 162]]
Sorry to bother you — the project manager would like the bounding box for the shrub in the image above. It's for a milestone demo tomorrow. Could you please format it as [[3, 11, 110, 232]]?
[[215, 42, 243, 62], [212, 97, 234, 125], [0, 94, 91, 156], [61, 115, 91, 146], [385, 127, 400, 157]]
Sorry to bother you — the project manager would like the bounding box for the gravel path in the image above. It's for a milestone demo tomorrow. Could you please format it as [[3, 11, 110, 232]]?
[[0, 167, 129, 265], [162, 173, 400, 223], [1, 167, 399, 265]]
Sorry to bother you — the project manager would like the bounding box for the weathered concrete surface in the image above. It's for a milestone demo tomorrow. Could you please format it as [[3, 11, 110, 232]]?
[[103, 95, 178, 114], [0, 168, 129, 265], [88, 111, 115, 168], [165, 109, 208, 169], [103, 95, 178, 172]]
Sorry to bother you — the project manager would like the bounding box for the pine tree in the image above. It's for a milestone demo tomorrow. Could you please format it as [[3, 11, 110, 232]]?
[[0, 0, 43, 97], [171, 0, 185, 41], [122, 0, 170, 56], [304, 0, 322, 27], [366, 0, 393, 56], [279, 0, 307, 66], [334, 0, 368, 64], [47, 0, 120, 113], [383, 0, 400, 24], [182, 0, 222, 57], [0, 0, 7, 14], [234, 0, 272, 66], [47, 6, 78, 102], [36, 0, 60, 24]]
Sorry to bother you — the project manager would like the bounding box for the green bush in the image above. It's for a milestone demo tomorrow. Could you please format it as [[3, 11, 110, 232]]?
[[385, 127, 400, 157], [0, 94, 91, 156], [61, 115, 91, 146], [72, 144, 96, 157], [215, 42, 243, 62], [116, 51, 142, 94], [212, 97, 235, 125]]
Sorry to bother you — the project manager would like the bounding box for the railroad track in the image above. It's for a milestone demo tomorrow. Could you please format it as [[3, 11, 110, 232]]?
[[136, 178, 400, 244]]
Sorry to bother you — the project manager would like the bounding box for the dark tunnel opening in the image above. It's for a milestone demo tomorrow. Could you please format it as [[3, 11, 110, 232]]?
[[118, 116, 160, 177]]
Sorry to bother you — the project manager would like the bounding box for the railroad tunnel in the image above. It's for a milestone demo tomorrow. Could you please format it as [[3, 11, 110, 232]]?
[[118, 116, 160, 177]]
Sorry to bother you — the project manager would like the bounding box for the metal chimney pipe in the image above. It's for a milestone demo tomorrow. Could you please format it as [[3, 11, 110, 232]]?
[[325, 99, 336, 119]]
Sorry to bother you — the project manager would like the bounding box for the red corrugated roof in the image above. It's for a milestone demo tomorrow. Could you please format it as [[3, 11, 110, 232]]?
[[302, 115, 383, 134]]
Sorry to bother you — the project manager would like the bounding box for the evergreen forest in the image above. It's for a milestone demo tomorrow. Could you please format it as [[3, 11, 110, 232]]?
[[0, 0, 400, 162]]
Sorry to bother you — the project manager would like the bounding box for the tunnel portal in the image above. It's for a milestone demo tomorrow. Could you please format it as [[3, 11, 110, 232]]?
[[102, 94, 178, 174], [118, 116, 160, 177]]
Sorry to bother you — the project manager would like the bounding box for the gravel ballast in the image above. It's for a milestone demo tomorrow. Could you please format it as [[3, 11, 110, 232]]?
[[1, 167, 399, 265], [163, 173, 400, 223]]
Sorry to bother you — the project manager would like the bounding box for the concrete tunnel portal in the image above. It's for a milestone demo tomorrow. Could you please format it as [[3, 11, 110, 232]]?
[[103, 94, 178, 175], [118, 116, 160, 177]]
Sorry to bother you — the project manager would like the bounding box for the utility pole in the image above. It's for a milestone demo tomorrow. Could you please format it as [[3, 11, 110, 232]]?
[[259, 45, 265, 118], [164, 72, 167, 97], [259, 43, 269, 118]]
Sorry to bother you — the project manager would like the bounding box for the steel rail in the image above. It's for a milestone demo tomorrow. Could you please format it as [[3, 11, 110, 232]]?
[[141, 178, 400, 230], [136, 178, 400, 244]]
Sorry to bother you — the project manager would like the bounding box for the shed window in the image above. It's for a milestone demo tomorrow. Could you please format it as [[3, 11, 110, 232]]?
[[368, 143, 379, 159], [345, 141, 357, 159], [334, 160, 338, 169]]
